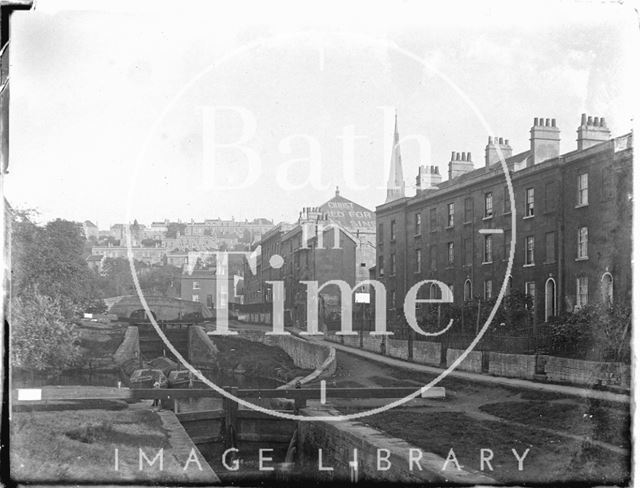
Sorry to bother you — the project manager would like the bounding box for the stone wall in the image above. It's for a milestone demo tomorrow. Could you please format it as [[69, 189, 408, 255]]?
[[543, 355, 631, 387], [412, 341, 441, 366], [445, 348, 483, 373], [487, 352, 536, 380], [112, 326, 140, 366], [188, 326, 219, 369], [297, 409, 494, 484], [241, 332, 337, 380], [386, 339, 409, 360]]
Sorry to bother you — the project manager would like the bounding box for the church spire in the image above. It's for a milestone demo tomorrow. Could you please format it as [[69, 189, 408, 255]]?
[[385, 111, 406, 203]]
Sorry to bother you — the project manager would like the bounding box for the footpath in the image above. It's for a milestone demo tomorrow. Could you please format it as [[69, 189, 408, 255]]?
[[303, 335, 630, 404]]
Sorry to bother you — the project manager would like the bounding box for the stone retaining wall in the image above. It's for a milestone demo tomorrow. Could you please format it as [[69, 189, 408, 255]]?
[[188, 326, 219, 369], [112, 326, 140, 365], [445, 348, 483, 373], [413, 341, 441, 366], [241, 332, 337, 380], [487, 352, 536, 380], [543, 355, 631, 387], [298, 408, 494, 484]]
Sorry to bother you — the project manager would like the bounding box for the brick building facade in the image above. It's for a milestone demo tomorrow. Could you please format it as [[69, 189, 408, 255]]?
[[241, 191, 376, 327], [376, 115, 632, 329]]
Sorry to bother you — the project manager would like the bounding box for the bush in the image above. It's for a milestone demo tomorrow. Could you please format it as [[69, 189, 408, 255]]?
[[547, 304, 630, 362], [11, 291, 84, 374]]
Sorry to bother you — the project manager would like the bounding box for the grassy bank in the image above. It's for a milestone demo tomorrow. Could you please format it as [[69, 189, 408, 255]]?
[[212, 336, 312, 384], [11, 407, 211, 483]]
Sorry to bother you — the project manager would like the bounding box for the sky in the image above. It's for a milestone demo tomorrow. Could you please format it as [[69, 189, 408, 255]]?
[[5, 0, 637, 229]]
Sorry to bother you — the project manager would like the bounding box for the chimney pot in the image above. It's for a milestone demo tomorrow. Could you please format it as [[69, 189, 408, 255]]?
[[505, 139, 509, 146], [467, 152, 471, 161], [600, 117, 606, 127], [587, 116, 593, 125], [545, 118, 550, 126], [487, 136, 492, 144], [451, 151, 456, 160], [551, 118, 556, 127], [581, 113, 587, 125], [498, 137, 504, 145], [534, 117, 538, 126], [594, 117, 599, 126], [456, 152, 460, 160]]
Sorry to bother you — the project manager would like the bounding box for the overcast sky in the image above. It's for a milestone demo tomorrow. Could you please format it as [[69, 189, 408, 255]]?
[[5, 0, 637, 228]]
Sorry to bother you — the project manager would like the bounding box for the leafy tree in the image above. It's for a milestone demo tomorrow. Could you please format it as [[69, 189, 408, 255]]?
[[11, 291, 83, 373], [548, 303, 630, 362], [166, 222, 186, 238], [11, 215, 94, 317], [138, 265, 183, 296]]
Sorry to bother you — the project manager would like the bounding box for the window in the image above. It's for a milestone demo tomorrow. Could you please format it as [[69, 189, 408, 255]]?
[[545, 232, 556, 263], [429, 283, 440, 299], [484, 280, 493, 300], [525, 188, 535, 217], [390, 220, 396, 241], [192, 294, 200, 302], [525, 282, 536, 310], [576, 277, 588, 308], [429, 245, 437, 270], [503, 185, 511, 213], [447, 242, 454, 265], [429, 208, 437, 231], [464, 280, 472, 301], [601, 167, 613, 201], [484, 192, 493, 218], [193, 281, 200, 290], [390, 253, 396, 275], [378, 223, 384, 243], [577, 173, 588, 206], [525, 236, 535, 265], [577, 226, 588, 259], [503, 232, 512, 261], [464, 197, 474, 223], [378, 255, 384, 276], [463, 238, 472, 266], [415, 248, 422, 273], [447, 203, 455, 227], [206, 294, 214, 308], [483, 235, 493, 263], [601, 273, 613, 305], [414, 213, 422, 235], [390, 290, 396, 308], [545, 279, 556, 321]]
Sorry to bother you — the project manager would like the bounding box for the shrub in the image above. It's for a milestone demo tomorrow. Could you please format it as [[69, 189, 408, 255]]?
[[547, 303, 630, 362]]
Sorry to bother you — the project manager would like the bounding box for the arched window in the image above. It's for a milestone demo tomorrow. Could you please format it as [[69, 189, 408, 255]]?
[[463, 279, 472, 301], [545, 278, 557, 322], [429, 282, 441, 300], [601, 273, 614, 305]]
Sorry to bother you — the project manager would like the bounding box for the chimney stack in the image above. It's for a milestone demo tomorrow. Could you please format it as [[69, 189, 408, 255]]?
[[485, 136, 513, 167], [576, 113, 611, 150], [530, 117, 560, 165], [448, 152, 474, 180], [416, 165, 442, 192]]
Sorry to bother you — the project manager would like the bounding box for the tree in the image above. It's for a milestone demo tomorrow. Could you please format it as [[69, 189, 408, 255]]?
[[11, 215, 94, 317], [11, 291, 83, 373], [548, 303, 630, 362], [166, 222, 186, 238]]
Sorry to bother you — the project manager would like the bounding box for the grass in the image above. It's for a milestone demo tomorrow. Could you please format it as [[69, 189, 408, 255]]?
[[346, 409, 629, 484], [212, 336, 312, 383], [10, 408, 211, 483], [479, 400, 631, 449]]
